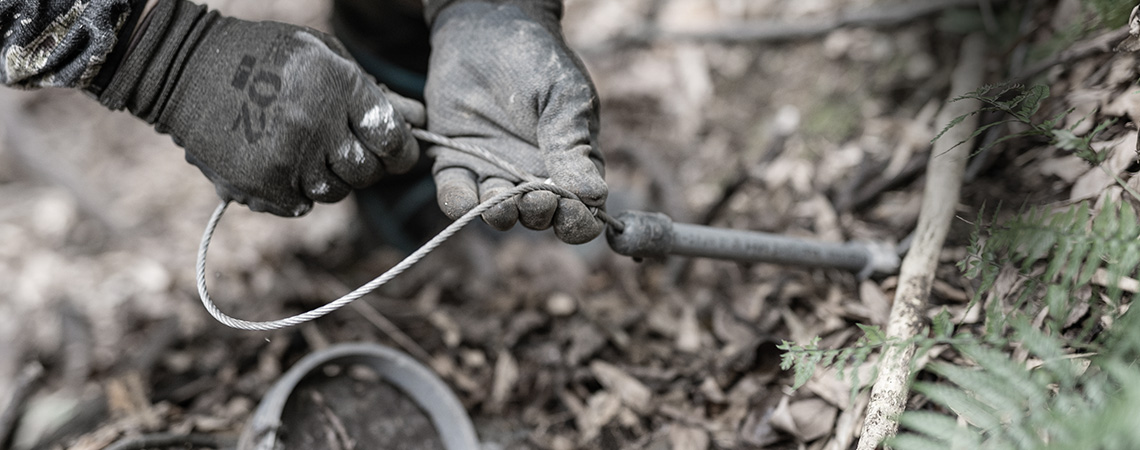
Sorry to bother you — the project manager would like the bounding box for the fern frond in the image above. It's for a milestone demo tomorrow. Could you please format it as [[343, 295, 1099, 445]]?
[[896, 411, 974, 445], [837, 79, 1140, 450], [912, 382, 1003, 431], [978, 199, 1140, 305]]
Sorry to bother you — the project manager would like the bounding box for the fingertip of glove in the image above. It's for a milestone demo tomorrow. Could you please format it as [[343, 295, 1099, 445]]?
[[567, 176, 608, 207], [518, 190, 558, 230], [434, 167, 479, 220], [577, 185, 608, 207], [553, 199, 603, 244], [481, 200, 519, 231], [549, 159, 608, 207], [437, 186, 479, 220]]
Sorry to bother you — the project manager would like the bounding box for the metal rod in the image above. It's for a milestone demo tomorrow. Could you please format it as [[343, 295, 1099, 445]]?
[[606, 210, 898, 276]]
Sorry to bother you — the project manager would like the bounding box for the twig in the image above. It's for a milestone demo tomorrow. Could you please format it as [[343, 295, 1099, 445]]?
[[857, 33, 987, 450], [310, 270, 435, 363], [350, 300, 435, 364], [622, 0, 1001, 44], [0, 362, 44, 449], [1015, 26, 1130, 81]]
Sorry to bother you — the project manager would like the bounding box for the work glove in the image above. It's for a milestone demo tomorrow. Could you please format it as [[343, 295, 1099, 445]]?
[[424, 0, 607, 244], [94, 0, 424, 217]]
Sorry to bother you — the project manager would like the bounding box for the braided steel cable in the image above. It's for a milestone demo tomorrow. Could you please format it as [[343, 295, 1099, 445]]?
[[198, 129, 616, 331]]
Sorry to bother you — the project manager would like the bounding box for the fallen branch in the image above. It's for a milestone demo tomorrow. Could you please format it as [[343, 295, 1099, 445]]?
[[857, 33, 987, 449], [623, 0, 1001, 44]]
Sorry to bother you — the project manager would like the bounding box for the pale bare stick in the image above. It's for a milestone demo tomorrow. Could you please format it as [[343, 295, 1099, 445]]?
[[857, 33, 987, 450]]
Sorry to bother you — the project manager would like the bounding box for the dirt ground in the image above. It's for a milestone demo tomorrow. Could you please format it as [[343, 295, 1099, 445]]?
[[1, 0, 1134, 449]]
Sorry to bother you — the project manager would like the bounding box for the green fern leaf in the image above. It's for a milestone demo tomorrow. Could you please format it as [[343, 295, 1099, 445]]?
[[913, 382, 1002, 431], [1019, 225, 1057, 272], [858, 323, 886, 345], [1065, 238, 1092, 286], [824, 349, 840, 368], [778, 341, 796, 370], [1015, 84, 1049, 119], [957, 345, 1049, 412], [888, 434, 952, 450], [1076, 240, 1104, 287], [927, 363, 1027, 424], [1109, 245, 1140, 301], [897, 411, 981, 447], [932, 308, 954, 339], [838, 347, 852, 372], [1038, 108, 1068, 131], [931, 111, 975, 145], [1044, 285, 1070, 332], [1093, 199, 1120, 239], [1044, 236, 1072, 283], [1013, 321, 1078, 388], [792, 351, 820, 389], [1117, 201, 1137, 238], [1052, 128, 1084, 151]]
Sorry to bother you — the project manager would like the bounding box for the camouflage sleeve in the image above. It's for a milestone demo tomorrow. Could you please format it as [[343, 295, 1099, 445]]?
[[0, 0, 143, 89]]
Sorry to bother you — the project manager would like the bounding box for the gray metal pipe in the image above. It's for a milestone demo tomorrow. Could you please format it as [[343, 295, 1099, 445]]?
[[605, 210, 899, 276]]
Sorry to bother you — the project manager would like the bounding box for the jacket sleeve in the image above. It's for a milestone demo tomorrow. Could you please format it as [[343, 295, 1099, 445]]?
[[0, 0, 142, 89]]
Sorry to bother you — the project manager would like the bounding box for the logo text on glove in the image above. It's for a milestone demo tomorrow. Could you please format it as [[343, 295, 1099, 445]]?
[[230, 55, 282, 144]]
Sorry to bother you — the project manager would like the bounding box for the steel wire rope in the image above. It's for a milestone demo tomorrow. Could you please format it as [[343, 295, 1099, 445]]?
[[197, 129, 621, 331]]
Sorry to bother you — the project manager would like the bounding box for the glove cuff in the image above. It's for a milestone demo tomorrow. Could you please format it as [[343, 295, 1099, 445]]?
[[98, 0, 216, 123], [86, 0, 149, 96]]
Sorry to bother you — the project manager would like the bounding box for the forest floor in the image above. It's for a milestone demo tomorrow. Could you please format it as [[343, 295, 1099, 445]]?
[[1, 0, 1135, 449]]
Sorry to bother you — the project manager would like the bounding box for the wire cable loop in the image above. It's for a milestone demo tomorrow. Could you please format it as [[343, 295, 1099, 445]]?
[[198, 129, 619, 331]]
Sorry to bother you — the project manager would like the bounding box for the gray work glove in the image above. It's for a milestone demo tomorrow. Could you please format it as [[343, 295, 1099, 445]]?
[[424, 0, 607, 244], [96, 0, 424, 217]]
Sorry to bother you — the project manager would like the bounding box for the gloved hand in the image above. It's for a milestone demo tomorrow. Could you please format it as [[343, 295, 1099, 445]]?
[[423, 0, 607, 244], [96, 0, 423, 217]]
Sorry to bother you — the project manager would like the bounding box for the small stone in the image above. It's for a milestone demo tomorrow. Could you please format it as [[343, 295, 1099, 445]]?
[[546, 292, 578, 317]]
